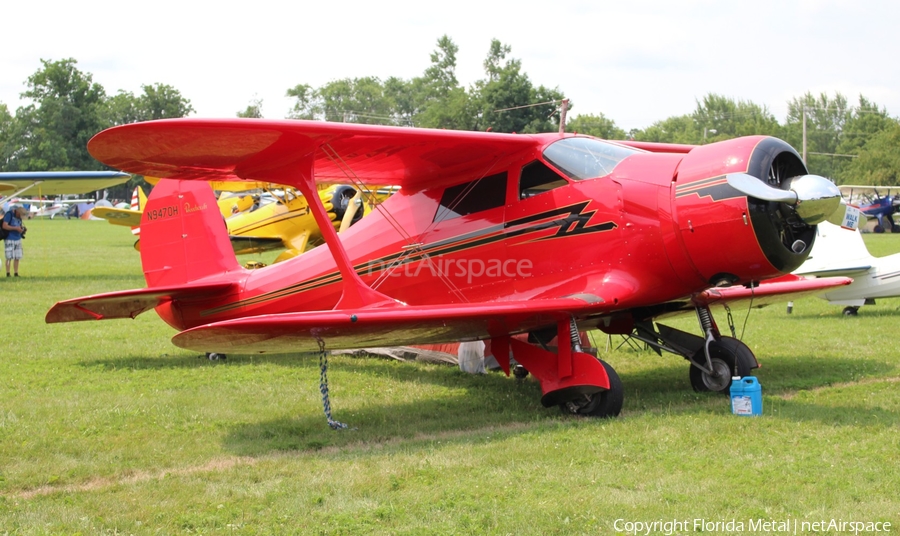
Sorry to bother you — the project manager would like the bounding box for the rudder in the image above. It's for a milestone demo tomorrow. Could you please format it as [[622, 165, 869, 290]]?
[[141, 179, 240, 287]]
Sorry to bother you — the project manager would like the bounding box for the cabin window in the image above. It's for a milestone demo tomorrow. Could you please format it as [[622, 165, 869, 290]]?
[[434, 172, 507, 222], [519, 160, 568, 199], [542, 137, 638, 180]]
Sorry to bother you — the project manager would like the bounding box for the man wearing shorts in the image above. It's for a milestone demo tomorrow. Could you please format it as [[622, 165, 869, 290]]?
[[2, 205, 27, 277]]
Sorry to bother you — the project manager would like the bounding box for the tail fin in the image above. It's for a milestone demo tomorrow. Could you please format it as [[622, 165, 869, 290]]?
[[131, 185, 148, 211], [141, 179, 240, 287]]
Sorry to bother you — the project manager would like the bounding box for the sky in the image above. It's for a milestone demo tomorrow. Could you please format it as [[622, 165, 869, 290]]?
[[2, 0, 898, 133]]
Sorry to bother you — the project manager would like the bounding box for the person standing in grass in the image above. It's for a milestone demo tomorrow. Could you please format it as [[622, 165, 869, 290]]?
[[2, 205, 27, 277]]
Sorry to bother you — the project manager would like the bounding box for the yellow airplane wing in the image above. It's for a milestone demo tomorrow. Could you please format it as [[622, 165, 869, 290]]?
[[0, 171, 130, 196], [91, 206, 143, 227]]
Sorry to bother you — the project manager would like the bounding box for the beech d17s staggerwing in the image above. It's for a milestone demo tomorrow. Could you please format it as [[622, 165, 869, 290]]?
[[47, 119, 852, 423]]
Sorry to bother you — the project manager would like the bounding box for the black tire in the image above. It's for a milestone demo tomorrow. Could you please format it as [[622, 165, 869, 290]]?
[[842, 306, 859, 316], [559, 360, 623, 418], [874, 224, 884, 234], [689, 337, 755, 394], [206, 352, 227, 361]]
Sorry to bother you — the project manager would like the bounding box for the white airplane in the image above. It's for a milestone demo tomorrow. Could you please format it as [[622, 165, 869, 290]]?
[[792, 220, 900, 315], [9, 197, 96, 218]]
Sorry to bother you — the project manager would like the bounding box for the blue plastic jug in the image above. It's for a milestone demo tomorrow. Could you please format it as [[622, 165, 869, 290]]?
[[730, 376, 762, 416]]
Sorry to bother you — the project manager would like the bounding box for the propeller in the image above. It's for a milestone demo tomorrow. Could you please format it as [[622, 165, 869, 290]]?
[[726, 172, 841, 225]]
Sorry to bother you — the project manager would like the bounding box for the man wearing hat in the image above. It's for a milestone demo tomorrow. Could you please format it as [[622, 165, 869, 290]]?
[[2, 205, 27, 277]]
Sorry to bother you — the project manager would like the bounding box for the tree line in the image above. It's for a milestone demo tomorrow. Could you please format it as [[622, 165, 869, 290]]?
[[2, 36, 899, 190]]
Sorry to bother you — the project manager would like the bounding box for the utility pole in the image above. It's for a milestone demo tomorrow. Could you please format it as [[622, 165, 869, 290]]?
[[802, 105, 807, 163], [558, 99, 569, 134]]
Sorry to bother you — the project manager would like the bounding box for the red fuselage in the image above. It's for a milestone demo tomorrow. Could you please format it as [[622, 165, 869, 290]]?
[[154, 134, 808, 332]]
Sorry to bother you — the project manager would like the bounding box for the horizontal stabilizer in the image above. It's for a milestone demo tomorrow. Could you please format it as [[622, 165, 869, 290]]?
[[695, 276, 852, 309], [46, 282, 237, 323], [91, 206, 143, 228], [172, 298, 606, 354]]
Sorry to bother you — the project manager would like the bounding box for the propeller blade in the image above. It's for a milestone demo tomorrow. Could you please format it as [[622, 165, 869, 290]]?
[[726, 173, 798, 204], [785, 174, 841, 226]]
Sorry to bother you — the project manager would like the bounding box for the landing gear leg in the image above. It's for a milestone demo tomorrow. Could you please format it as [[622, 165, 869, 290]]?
[[688, 338, 755, 393], [626, 305, 760, 395], [508, 318, 624, 418], [559, 360, 623, 418]]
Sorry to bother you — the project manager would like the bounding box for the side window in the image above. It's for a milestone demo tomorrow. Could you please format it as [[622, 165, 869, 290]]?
[[519, 160, 568, 199], [434, 172, 507, 222]]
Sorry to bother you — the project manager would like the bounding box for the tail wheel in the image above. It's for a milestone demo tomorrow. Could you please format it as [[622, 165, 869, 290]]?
[[559, 360, 623, 418], [689, 337, 755, 394]]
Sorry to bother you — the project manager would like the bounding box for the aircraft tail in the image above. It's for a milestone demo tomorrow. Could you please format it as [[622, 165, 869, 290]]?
[[140, 179, 241, 288], [131, 185, 148, 211]]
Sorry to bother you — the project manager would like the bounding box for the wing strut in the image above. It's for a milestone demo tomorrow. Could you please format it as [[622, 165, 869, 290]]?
[[274, 154, 397, 310]]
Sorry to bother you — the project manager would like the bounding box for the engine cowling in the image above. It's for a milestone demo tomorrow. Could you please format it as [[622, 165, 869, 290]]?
[[671, 136, 836, 286]]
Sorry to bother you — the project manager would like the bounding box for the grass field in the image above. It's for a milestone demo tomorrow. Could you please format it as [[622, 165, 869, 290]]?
[[1, 219, 899, 534]]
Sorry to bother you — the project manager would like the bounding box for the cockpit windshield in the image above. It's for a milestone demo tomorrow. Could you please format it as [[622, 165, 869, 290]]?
[[542, 137, 639, 180]]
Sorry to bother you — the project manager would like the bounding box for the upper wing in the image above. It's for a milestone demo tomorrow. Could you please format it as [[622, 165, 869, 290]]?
[[838, 184, 900, 197], [171, 298, 607, 354], [616, 140, 697, 154], [87, 119, 546, 192], [0, 171, 130, 196]]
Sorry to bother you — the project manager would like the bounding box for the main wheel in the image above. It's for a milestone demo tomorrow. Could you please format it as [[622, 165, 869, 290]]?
[[689, 338, 755, 394], [559, 360, 623, 418], [842, 306, 859, 316], [206, 352, 227, 361]]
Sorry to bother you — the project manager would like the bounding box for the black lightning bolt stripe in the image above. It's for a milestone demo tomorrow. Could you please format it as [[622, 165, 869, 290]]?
[[675, 175, 743, 202], [200, 201, 616, 316]]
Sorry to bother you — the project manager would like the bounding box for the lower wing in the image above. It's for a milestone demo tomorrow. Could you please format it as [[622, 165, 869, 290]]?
[[695, 275, 853, 310], [171, 298, 607, 354]]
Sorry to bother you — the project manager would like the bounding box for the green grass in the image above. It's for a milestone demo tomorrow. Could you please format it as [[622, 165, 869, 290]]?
[[1, 219, 899, 534]]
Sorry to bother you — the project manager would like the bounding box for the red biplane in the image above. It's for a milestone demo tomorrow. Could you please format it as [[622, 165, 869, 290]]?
[[46, 119, 850, 422]]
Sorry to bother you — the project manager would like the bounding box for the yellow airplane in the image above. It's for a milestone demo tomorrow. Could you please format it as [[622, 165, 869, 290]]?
[[94, 180, 393, 263]]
